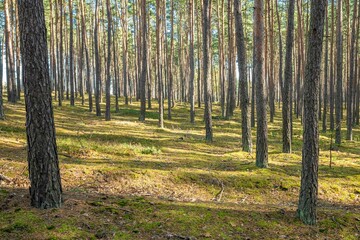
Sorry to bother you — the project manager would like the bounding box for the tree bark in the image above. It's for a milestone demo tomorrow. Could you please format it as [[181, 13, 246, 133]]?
[[94, 0, 102, 116], [69, 0, 75, 106], [139, 0, 147, 122], [105, 0, 112, 121], [18, 0, 63, 209], [346, 0, 357, 140], [322, 8, 329, 132], [234, 0, 252, 152], [203, 0, 213, 142], [189, 0, 195, 123], [254, 0, 268, 167], [297, 0, 326, 225], [335, 0, 343, 145], [5, 0, 17, 103], [282, 0, 295, 153]]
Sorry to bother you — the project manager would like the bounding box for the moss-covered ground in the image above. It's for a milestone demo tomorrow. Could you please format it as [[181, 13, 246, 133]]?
[[0, 97, 359, 239]]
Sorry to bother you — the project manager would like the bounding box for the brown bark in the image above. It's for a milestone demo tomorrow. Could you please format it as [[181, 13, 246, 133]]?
[[298, 0, 327, 225], [254, 0, 268, 167], [18, 0, 63, 209]]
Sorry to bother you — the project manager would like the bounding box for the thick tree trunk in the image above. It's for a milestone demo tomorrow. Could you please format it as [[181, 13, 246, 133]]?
[[254, 0, 268, 167], [18, 0, 63, 209], [234, 0, 252, 152], [297, 0, 326, 225], [203, 0, 213, 142], [282, 0, 295, 153]]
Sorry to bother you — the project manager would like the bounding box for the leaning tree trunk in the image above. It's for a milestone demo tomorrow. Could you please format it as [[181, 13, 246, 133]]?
[[297, 0, 326, 225], [203, 0, 213, 142], [234, 0, 252, 152], [254, 0, 268, 167], [18, 0, 63, 209], [335, 0, 342, 145], [282, 0, 295, 153]]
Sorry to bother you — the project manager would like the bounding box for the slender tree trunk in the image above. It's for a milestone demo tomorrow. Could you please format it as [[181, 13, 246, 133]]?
[[105, 0, 112, 121], [346, 0, 357, 140], [226, 0, 236, 118], [282, 0, 295, 153], [139, 0, 147, 122], [168, 0, 174, 119], [18, 0, 63, 209], [5, 0, 17, 103], [69, 0, 75, 106], [218, 0, 225, 117], [203, 0, 213, 142], [0, 40, 4, 119], [235, 0, 252, 152], [15, 0, 21, 100], [335, 0, 343, 145], [156, 0, 164, 127], [122, 0, 129, 105], [80, 0, 92, 112], [189, 0, 195, 123], [322, 8, 329, 132], [58, 0, 64, 106], [94, 0, 102, 116], [254, 0, 268, 167], [329, 0, 335, 130], [297, 0, 326, 225]]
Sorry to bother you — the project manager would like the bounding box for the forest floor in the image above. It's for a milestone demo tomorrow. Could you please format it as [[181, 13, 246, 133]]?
[[0, 97, 359, 240]]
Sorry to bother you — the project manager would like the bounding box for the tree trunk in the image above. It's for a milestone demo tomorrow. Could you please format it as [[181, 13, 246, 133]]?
[[189, 0, 195, 123], [156, 0, 164, 127], [234, 0, 252, 152], [18, 0, 63, 209], [297, 0, 326, 225], [282, 0, 295, 153], [335, 0, 343, 145], [254, 0, 268, 167], [203, 0, 213, 142], [346, 0, 357, 140], [5, 0, 17, 103], [329, 0, 335, 130], [69, 0, 75, 106], [0, 39, 4, 119], [94, 0, 102, 116], [105, 0, 112, 121], [322, 8, 329, 132], [139, 0, 147, 122]]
